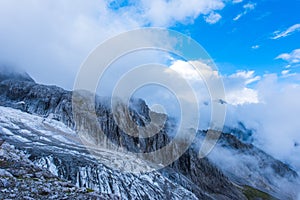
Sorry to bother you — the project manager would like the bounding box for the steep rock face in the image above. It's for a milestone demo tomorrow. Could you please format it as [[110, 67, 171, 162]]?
[[0, 72, 298, 199], [2, 72, 299, 199], [0, 80, 74, 127], [0, 76, 247, 199], [162, 148, 244, 200]]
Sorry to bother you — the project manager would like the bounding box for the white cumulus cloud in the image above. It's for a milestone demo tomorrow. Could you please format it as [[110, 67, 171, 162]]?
[[226, 74, 300, 172], [276, 49, 300, 64], [204, 12, 222, 24], [0, 0, 228, 90], [170, 61, 300, 173], [170, 60, 260, 105], [137, 0, 226, 26]]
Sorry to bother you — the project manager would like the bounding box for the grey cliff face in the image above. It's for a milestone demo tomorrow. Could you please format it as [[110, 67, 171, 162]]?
[[0, 71, 299, 199]]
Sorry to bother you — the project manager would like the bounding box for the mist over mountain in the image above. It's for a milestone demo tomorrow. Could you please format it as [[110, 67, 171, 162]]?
[[0, 66, 34, 83], [0, 0, 299, 199], [0, 69, 299, 199]]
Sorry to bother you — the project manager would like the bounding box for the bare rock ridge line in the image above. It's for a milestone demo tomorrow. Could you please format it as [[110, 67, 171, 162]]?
[[0, 68, 246, 199], [0, 68, 299, 199]]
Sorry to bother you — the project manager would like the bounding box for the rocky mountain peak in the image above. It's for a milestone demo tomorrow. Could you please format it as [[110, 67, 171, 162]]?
[[0, 66, 35, 83], [0, 70, 299, 199]]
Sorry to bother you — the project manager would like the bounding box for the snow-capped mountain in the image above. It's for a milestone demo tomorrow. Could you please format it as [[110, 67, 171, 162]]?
[[0, 68, 299, 199]]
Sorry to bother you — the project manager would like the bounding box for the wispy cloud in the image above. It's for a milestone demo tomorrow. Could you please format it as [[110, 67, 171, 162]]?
[[276, 49, 300, 64], [233, 2, 256, 21], [251, 45, 260, 49], [233, 14, 242, 21], [243, 2, 256, 10], [232, 0, 243, 4], [204, 12, 222, 24], [271, 24, 300, 39]]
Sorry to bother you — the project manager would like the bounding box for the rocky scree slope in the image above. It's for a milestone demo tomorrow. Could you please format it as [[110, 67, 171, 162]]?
[[0, 141, 119, 200]]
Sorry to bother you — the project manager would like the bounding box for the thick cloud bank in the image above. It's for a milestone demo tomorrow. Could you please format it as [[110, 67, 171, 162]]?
[[0, 0, 226, 89], [170, 60, 300, 173]]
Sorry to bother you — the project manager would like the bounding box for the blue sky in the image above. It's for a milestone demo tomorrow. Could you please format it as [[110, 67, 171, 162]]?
[[170, 0, 300, 76], [107, 0, 300, 77], [0, 0, 299, 87]]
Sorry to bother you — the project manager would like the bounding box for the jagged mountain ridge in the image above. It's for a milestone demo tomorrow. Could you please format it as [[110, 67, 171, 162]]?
[[0, 69, 245, 199], [0, 66, 34, 83], [0, 69, 299, 199]]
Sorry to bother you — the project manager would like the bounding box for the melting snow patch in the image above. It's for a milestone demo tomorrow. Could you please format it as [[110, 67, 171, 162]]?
[[33, 142, 46, 146], [18, 129, 32, 135], [39, 136, 52, 142], [13, 135, 30, 143], [43, 119, 75, 136], [51, 135, 73, 144]]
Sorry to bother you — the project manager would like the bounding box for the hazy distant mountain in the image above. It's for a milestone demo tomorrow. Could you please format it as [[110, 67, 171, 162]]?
[[0, 66, 34, 83]]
